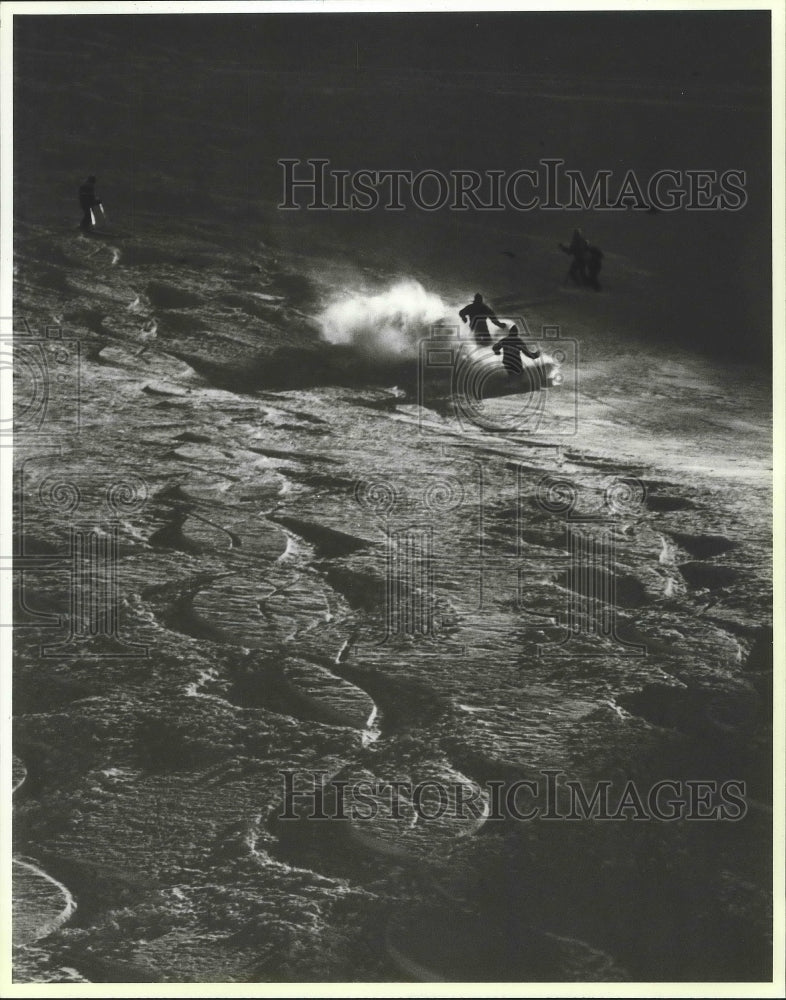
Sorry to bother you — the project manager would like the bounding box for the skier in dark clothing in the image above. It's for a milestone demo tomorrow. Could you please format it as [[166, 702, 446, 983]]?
[[585, 245, 604, 291], [78, 176, 102, 231], [492, 324, 541, 375], [559, 228, 589, 286], [459, 293, 507, 347]]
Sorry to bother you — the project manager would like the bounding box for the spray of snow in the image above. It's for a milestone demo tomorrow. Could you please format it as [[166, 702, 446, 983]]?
[[318, 280, 451, 357]]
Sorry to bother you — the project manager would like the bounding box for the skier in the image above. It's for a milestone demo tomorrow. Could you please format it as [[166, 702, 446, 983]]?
[[559, 228, 589, 286], [585, 244, 604, 291], [492, 324, 541, 375], [79, 175, 102, 232], [459, 293, 507, 347]]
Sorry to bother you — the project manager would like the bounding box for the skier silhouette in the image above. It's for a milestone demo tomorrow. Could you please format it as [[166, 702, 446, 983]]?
[[459, 293, 507, 347], [78, 176, 102, 232], [585, 245, 604, 291], [559, 228, 589, 286], [492, 324, 541, 375]]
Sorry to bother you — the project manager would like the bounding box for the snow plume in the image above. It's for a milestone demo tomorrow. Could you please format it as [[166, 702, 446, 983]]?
[[318, 280, 451, 357]]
